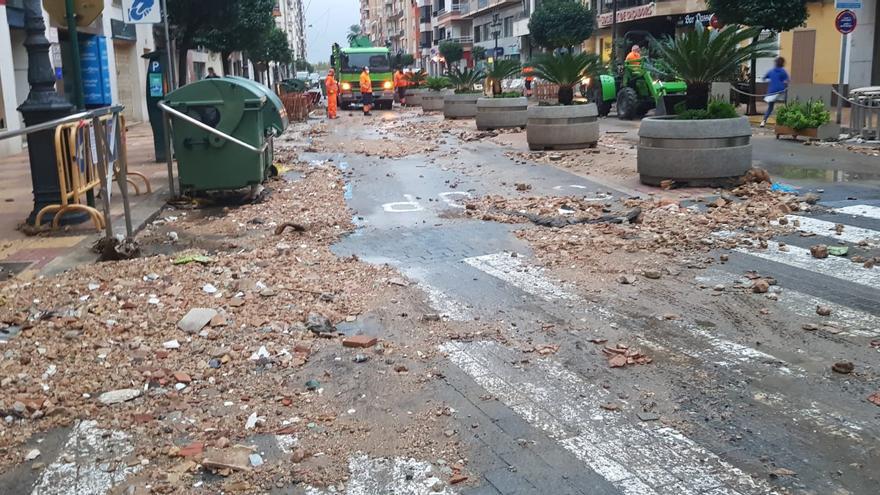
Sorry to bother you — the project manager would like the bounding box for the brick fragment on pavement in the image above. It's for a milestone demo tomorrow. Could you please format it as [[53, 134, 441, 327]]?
[[342, 335, 378, 348]]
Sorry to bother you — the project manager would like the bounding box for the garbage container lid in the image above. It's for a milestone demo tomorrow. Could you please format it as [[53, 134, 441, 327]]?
[[164, 78, 266, 143], [225, 76, 289, 135]]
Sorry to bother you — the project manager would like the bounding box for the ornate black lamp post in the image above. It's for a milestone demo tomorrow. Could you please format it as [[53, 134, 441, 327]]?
[[17, 0, 82, 225]]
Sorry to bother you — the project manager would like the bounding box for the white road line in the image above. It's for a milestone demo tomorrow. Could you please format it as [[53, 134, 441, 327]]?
[[752, 391, 865, 442], [305, 454, 454, 495], [31, 421, 140, 495], [696, 269, 880, 338], [834, 204, 880, 220], [464, 252, 802, 376], [463, 252, 578, 301], [735, 243, 880, 289], [780, 215, 880, 245], [416, 282, 471, 321], [442, 341, 780, 495]]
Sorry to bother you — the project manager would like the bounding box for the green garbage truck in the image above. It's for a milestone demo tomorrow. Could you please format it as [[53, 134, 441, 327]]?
[[331, 40, 395, 110]]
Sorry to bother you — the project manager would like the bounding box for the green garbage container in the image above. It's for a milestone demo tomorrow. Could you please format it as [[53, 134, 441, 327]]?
[[163, 78, 288, 194]]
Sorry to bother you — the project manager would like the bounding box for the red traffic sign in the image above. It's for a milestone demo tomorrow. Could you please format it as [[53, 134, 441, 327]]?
[[835, 9, 857, 35]]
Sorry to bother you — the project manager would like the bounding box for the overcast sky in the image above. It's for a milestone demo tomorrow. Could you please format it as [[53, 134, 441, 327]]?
[[305, 0, 360, 63]]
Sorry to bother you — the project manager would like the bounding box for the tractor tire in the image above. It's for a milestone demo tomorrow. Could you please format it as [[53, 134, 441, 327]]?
[[617, 87, 639, 120], [592, 86, 612, 117]]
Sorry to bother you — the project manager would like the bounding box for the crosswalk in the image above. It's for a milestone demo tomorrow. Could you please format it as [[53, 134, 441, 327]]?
[[428, 201, 880, 495]]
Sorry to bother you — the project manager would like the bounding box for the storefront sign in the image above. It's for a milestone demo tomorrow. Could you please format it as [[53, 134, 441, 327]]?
[[598, 2, 656, 28], [835, 9, 857, 35], [835, 1, 861, 9], [677, 12, 712, 27]]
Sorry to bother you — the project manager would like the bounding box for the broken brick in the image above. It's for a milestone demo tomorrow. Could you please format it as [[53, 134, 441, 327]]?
[[342, 335, 378, 348]]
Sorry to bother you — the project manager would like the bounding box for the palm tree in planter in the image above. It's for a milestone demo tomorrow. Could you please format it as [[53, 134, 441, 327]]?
[[526, 52, 605, 150], [650, 24, 775, 110], [477, 60, 528, 131], [636, 26, 775, 188], [421, 76, 450, 112], [404, 69, 429, 107], [444, 67, 486, 120], [531, 52, 604, 105], [525, 0, 601, 150]]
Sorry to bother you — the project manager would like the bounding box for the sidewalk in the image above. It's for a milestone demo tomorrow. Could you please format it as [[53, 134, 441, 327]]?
[[0, 122, 169, 280]]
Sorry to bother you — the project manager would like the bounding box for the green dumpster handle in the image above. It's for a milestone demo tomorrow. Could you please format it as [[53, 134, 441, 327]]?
[[158, 101, 271, 155]]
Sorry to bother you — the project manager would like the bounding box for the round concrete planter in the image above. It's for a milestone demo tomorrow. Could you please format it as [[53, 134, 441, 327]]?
[[637, 116, 752, 187], [406, 88, 428, 107], [443, 93, 481, 119], [421, 90, 448, 112], [526, 103, 599, 151], [476, 97, 528, 130]]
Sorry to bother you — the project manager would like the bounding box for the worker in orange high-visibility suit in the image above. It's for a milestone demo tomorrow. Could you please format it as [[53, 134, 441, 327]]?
[[393, 67, 408, 106], [360, 66, 373, 116], [625, 44, 642, 67], [325, 69, 339, 119]]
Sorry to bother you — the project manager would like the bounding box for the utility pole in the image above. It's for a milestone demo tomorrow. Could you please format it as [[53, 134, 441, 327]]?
[[64, 0, 84, 110], [492, 12, 501, 66], [611, 0, 618, 67]]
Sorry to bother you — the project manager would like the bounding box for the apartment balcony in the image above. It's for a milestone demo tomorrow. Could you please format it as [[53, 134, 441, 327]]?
[[389, 8, 405, 20], [436, 2, 470, 21], [434, 36, 474, 47], [463, 0, 520, 19], [420, 21, 432, 33]]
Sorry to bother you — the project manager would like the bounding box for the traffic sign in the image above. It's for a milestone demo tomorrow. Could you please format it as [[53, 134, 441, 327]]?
[[835, 10, 857, 34], [122, 0, 162, 24], [835, 1, 861, 8]]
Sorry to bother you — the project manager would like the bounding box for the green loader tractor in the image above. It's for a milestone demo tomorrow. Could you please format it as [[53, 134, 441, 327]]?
[[589, 31, 688, 120]]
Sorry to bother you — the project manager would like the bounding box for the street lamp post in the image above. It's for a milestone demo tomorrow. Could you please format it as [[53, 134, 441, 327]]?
[[491, 12, 501, 65], [17, 0, 81, 226]]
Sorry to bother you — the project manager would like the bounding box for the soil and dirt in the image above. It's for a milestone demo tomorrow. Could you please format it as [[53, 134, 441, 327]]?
[[0, 132, 487, 493]]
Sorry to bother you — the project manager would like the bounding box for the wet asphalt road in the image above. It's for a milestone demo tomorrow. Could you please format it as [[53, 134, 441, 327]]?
[[325, 109, 879, 495], [5, 108, 877, 495]]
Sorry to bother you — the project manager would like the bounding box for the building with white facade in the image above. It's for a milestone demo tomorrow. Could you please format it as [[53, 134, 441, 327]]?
[[0, 0, 156, 158]]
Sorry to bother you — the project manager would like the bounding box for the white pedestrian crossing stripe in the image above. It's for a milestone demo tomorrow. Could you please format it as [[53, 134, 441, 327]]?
[[696, 269, 880, 338], [442, 341, 781, 495], [735, 243, 880, 290], [834, 204, 880, 221], [780, 215, 880, 245]]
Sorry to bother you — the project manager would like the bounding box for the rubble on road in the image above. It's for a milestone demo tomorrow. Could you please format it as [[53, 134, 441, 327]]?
[[603, 344, 652, 368], [464, 182, 802, 280], [0, 154, 466, 490]]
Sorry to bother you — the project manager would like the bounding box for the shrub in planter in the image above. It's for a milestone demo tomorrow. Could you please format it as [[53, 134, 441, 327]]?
[[775, 100, 838, 140], [444, 68, 485, 119], [526, 52, 604, 150], [638, 99, 753, 187], [421, 76, 450, 112], [650, 25, 775, 110], [477, 61, 528, 130]]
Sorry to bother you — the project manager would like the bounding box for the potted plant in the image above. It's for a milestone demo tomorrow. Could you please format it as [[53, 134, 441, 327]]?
[[443, 67, 486, 119], [775, 100, 839, 140], [525, 0, 602, 150], [421, 76, 450, 112], [477, 60, 528, 130], [650, 25, 775, 111], [405, 69, 429, 107], [527, 52, 605, 150], [637, 25, 776, 187]]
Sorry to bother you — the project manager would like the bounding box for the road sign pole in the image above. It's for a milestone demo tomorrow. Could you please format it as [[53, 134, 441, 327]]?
[[65, 0, 84, 109], [836, 32, 848, 124], [161, 0, 176, 89]]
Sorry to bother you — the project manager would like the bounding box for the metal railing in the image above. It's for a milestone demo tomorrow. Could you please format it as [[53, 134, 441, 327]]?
[[0, 106, 136, 237], [838, 87, 880, 140], [157, 101, 276, 198]]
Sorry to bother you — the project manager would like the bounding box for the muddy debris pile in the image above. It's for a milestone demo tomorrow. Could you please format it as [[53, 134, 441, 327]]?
[[0, 161, 463, 491], [466, 182, 804, 270]]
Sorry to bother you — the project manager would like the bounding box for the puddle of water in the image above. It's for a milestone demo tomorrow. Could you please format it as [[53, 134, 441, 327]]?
[[770, 165, 880, 183]]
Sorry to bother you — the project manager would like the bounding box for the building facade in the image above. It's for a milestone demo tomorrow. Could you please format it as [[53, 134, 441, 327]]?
[[0, 0, 157, 158], [276, 0, 307, 62]]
